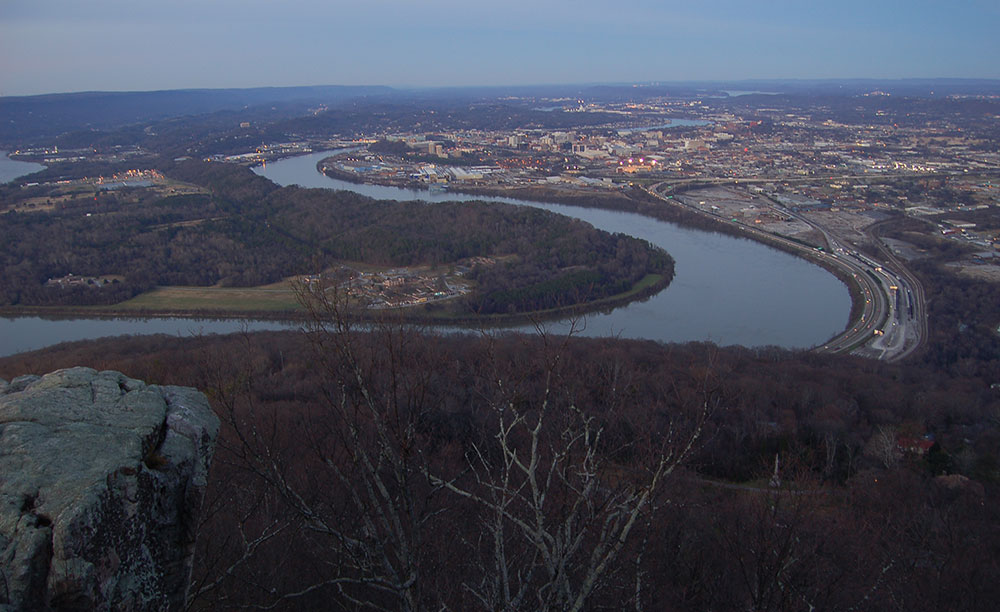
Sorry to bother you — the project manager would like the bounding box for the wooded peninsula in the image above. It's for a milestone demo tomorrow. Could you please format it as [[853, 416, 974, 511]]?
[[0, 159, 672, 320]]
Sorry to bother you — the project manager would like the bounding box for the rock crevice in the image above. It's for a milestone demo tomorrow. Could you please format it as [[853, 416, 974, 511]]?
[[0, 367, 219, 611]]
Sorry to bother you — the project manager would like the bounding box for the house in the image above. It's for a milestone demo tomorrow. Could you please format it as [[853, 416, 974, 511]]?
[[897, 435, 934, 455]]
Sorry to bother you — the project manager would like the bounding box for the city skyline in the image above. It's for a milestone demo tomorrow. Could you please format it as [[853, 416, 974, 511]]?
[[2, 0, 999, 97]]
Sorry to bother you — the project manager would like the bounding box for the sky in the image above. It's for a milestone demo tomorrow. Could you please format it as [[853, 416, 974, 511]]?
[[1, 0, 998, 96]]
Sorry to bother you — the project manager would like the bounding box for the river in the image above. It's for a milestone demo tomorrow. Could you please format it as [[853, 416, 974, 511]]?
[[253, 151, 850, 348], [0, 151, 45, 183], [0, 150, 850, 357]]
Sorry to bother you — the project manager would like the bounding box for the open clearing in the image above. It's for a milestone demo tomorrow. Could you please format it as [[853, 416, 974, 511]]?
[[117, 280, 303, 312]]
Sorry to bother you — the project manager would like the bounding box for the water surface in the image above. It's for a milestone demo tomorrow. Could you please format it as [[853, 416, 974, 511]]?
[[0, 150, 850, 357], [0, 152, 46, 183], [255, 151, 850, 348]]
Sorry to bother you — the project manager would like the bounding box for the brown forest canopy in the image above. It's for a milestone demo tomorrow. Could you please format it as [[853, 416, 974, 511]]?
[[2, 330, 998, 611]]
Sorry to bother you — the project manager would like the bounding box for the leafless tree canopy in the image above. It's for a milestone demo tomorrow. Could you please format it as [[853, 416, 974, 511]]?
[[3, 313, 997, 611], [186, 284, 715, 611]]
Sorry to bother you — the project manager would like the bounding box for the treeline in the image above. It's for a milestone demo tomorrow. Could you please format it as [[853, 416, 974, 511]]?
[[8, 99, 616, 159], [879, 219, 1000, 377], [467, 233, 670, 313], [367, 140, 481, 166], [368, 139, 411, 155], [262, 183, 671, 314], [0, 169, 306, 304], [0, 160, 671, 315], [275, 102, 619, 138], [911, 260, 1000, 374], [0, 86, 391, 144], [1, 329, 997, 610], [458, 182, 757, 241]]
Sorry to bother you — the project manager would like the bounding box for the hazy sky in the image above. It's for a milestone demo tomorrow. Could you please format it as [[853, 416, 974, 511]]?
[[2, 0, 998, 96]]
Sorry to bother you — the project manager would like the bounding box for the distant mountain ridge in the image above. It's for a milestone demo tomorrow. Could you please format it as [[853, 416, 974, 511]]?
[[4, 79, 999, 146], [0, 85, 394, 143]]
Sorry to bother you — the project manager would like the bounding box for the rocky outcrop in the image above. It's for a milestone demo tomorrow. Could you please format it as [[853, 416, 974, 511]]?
[[0, 367, 219, 611]]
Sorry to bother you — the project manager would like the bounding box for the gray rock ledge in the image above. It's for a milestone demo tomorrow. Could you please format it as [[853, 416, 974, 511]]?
[[0, 367, 219, 611]]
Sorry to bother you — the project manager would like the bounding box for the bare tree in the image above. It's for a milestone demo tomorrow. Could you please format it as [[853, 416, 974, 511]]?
[[713, 468, 849, 612], [188, 282, 718, 611], [429, 326, 715, 611], [864, 425, 901, 470], [186, 330, 304, 611], [188, 286, 446, 611]]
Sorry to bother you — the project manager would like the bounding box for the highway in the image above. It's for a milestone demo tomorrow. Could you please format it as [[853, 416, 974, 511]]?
[[642, 182, 925, 361], [864, 221, 928, 362]]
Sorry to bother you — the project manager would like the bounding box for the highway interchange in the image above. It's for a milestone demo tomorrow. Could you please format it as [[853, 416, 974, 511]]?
[[643, 182, 925, 362]]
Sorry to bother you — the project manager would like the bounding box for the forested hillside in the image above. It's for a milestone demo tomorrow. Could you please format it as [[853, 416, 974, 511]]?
[[2, 328, 997, 611]]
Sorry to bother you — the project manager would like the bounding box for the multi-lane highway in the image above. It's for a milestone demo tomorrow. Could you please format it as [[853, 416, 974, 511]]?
[[643, 182, 925, 361]]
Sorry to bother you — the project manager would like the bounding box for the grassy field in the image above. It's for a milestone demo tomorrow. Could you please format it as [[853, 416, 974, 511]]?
[[116, 280, 304, 312], [101, 271, 667, 320], [624, 273, 665, 295]]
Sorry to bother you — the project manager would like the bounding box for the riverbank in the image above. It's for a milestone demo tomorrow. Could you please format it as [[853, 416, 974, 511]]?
[[270, 150, 851, 347], [0, 149, 850, 355], [449, 175, 865, 332], [318, 155, 822, 251], [316, 155, 863, 336], [0, 271, 672, 331], [0, 151, 47, 184], [642, 185, 868, 329], [317, 155, 756, 240]]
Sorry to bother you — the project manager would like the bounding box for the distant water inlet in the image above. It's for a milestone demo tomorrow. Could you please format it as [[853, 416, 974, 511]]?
[[0, 151, 46, 183], [0, 316, 302, 358]]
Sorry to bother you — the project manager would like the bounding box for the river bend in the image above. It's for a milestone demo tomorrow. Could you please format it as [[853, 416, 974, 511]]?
[[0, 151, 850, 356]]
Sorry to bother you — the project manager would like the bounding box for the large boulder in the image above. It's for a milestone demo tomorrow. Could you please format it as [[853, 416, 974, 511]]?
[[0, 367, 219, 611]]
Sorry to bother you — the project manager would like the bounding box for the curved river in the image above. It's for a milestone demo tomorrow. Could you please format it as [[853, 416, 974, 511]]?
[[253, 151, 850, 347], [0, 151, 850, 357]]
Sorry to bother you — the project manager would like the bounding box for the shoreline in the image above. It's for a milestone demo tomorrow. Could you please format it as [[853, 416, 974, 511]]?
[[2, 148, 849, 351], [0, 272, 672, 330], [316, 154, 861, 345]]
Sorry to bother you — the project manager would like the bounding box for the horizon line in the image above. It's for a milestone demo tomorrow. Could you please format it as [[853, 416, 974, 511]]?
[[5, 77, 1000, 100]]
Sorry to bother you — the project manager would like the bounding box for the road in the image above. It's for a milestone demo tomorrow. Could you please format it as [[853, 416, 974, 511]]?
[[756, 193, 924, 361], [863, 220, 928, 362], [642, 182, 926, 361]]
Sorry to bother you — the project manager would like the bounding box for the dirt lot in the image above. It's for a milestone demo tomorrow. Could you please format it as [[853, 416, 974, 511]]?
[[946, 261, 1000, 283], [800, 209, 888, 245], [680, 186, 821, 242]]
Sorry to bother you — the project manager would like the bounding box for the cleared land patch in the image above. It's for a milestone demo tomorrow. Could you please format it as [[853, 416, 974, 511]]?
[[117, 280, 302, 312]]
